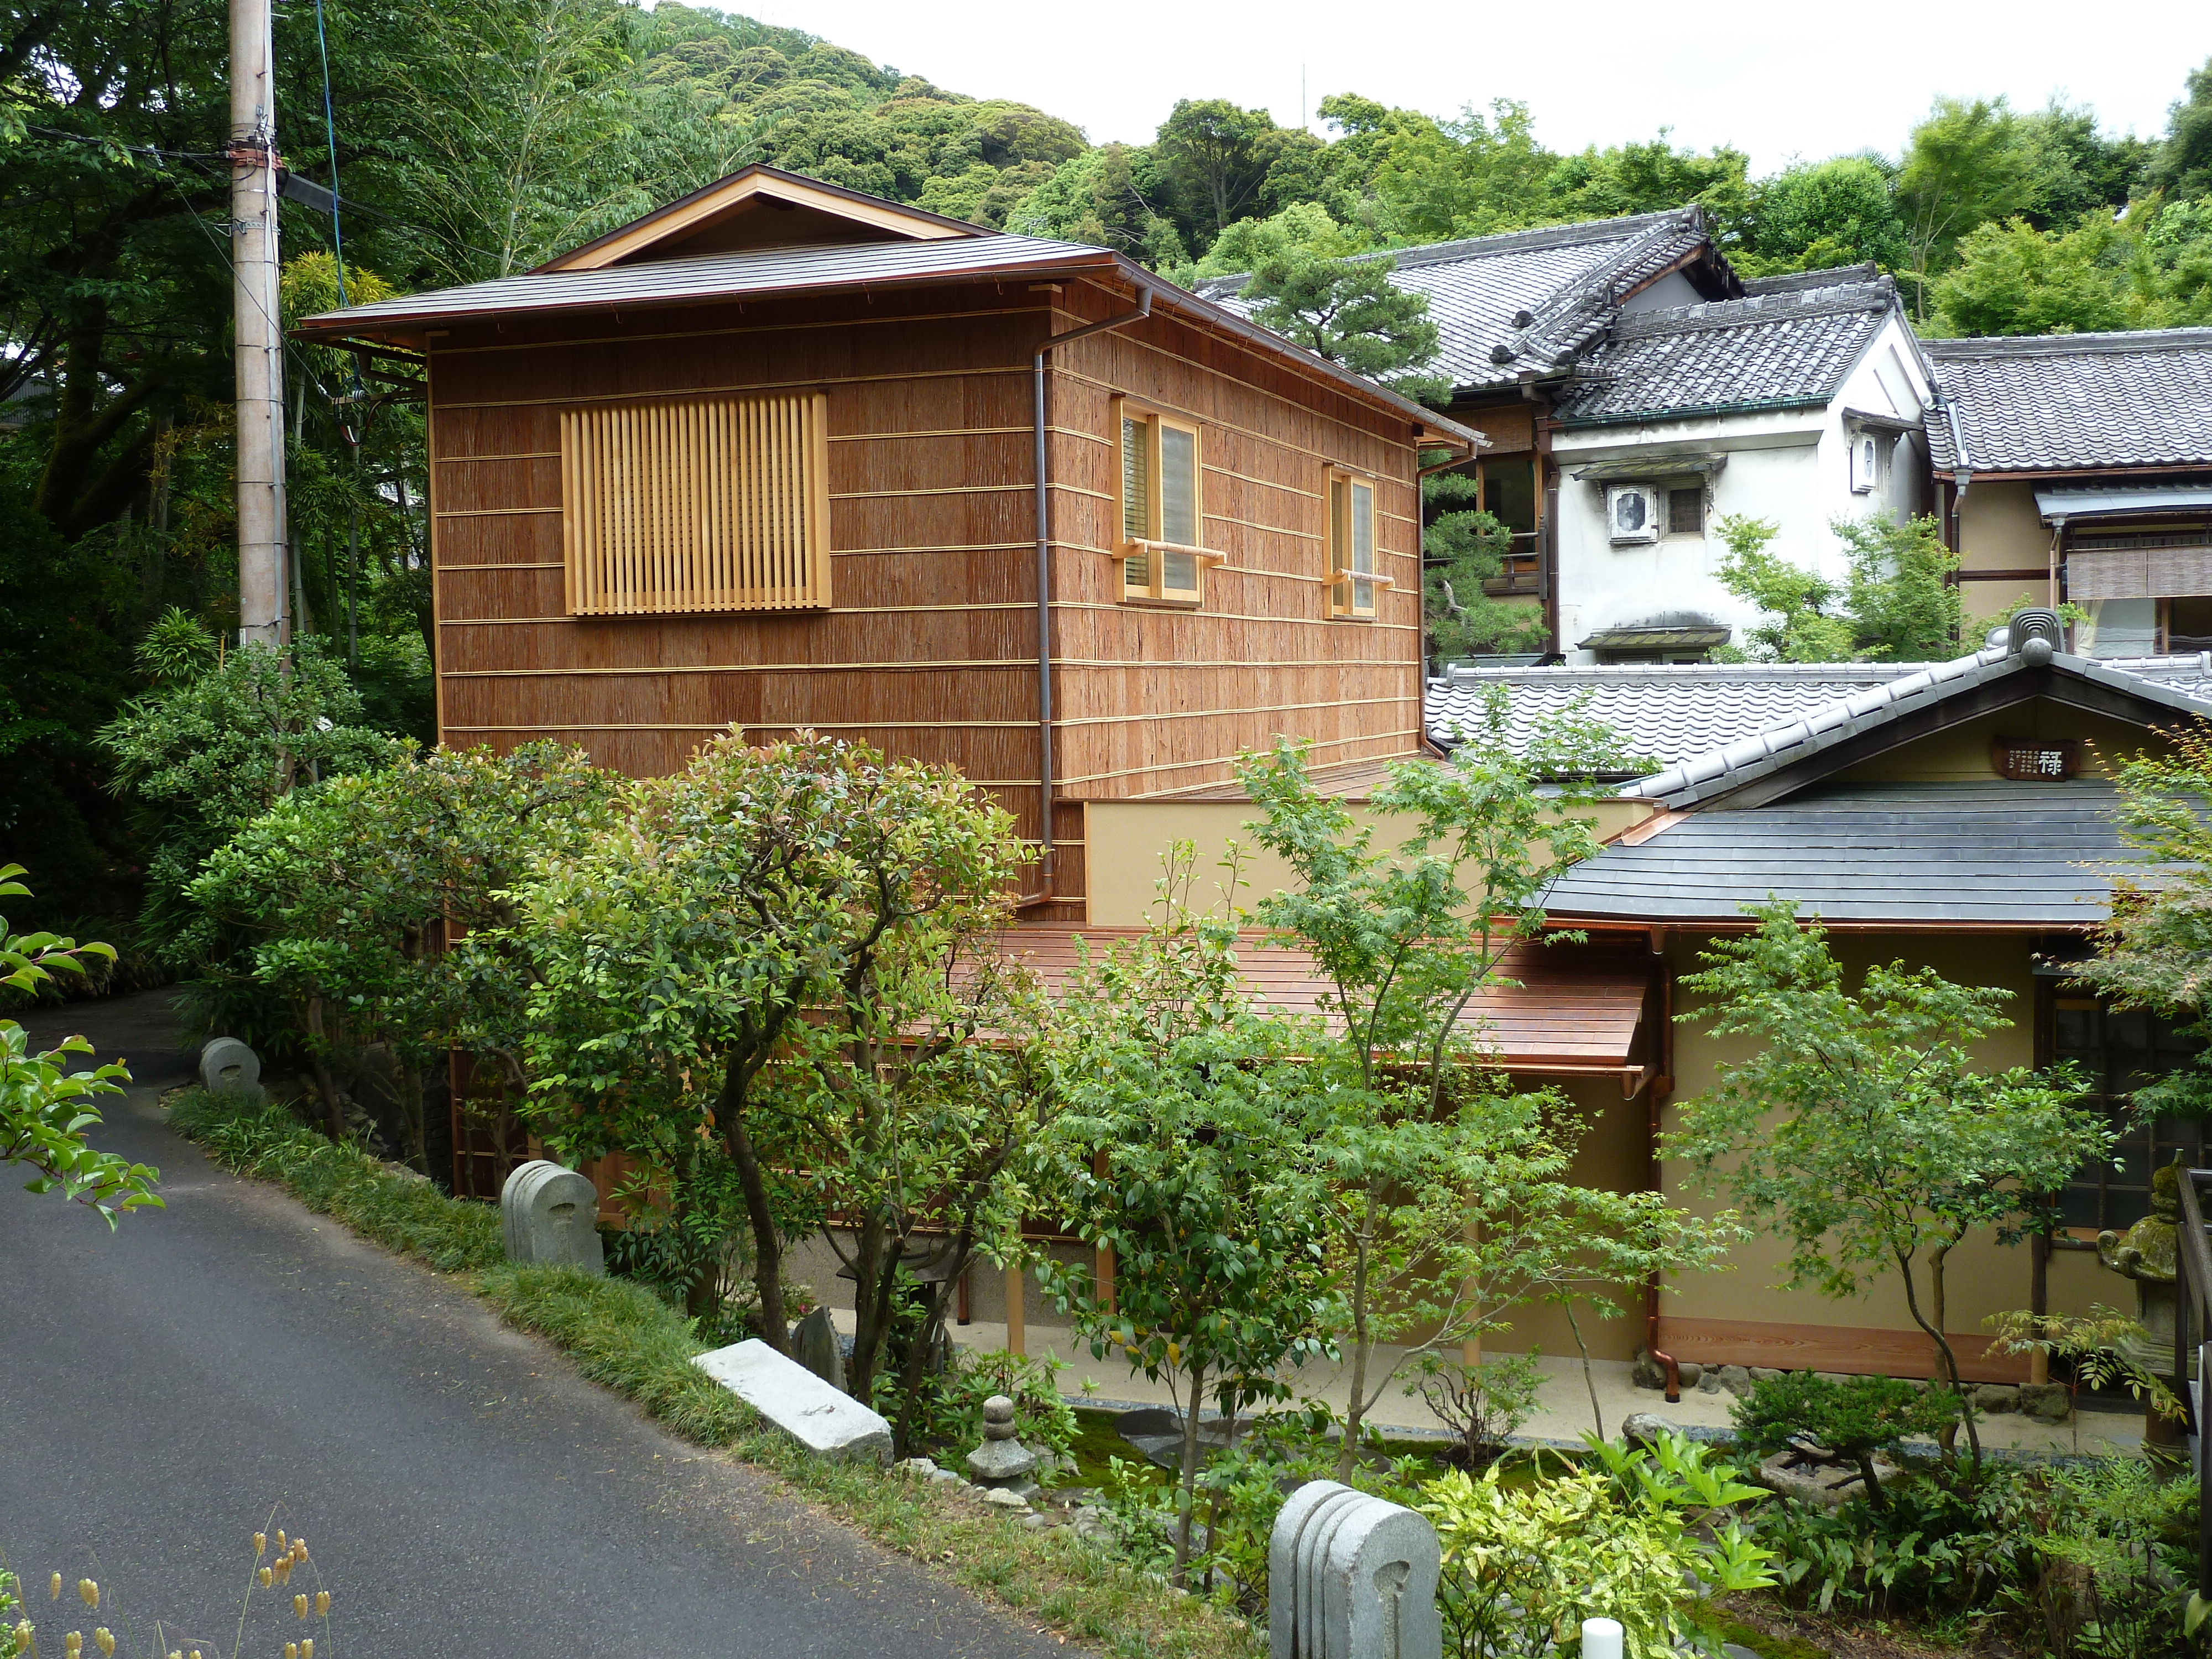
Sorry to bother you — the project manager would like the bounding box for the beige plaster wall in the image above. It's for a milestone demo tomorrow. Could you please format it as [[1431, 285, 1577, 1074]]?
[[1832, 698, 2173, 784], [1958, 479, 2054, 581], [1084, 796, 1657, 927], [1657, 929, 2122, 1352]]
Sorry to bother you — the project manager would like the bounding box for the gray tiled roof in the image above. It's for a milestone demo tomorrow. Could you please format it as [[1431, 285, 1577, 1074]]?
[[1738, 263, 1881, 296], [1195, 209, 1711, 394], [1553, 279, 1899, 425], [1540, 779, 2142, 926], [1925, 328, 2212, 473], [1626, 645, 2212, 809], [1426, 661, 1926, 766], [1429, 649, 2212, 785]]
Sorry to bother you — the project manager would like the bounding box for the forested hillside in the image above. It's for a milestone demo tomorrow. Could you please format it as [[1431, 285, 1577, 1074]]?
[[3, 0, 2210, 936]]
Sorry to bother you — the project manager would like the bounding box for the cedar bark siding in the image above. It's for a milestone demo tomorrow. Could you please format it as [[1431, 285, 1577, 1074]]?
[[424, 278, 1427, 913]]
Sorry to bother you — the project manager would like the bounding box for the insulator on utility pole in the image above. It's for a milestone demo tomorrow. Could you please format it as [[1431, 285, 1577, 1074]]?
[[231, 0, 288, 648]]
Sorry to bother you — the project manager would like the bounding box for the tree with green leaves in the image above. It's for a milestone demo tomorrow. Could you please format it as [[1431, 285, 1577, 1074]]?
[[1038, 858, 1337, 1584], [1896, 96, 2041, 316], [1931, 201, 2212, 337], [2149, 57, 2212, 201], [0, 867, 160, 1226], [1740, 156, 1907, 278], [2074, 723, 2212, 1118], [98, 620, 401, 975], [188, 742, 616, 1156], [1237, 713, 1725, 1477], [1216, 204, 1444, 395], [1668, 900, 2112, 1469], [510, 731, 1041, 1411], [1715, 512, 1959, 663]]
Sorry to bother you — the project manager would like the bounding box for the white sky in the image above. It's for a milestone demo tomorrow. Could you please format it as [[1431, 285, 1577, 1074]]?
[[724, 0, 2210, 175]]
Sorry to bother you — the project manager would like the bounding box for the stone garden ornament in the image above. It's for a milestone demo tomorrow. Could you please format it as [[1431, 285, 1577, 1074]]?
[[1269, 1480, 1441, 1659], [499, 1159, 606, 1274], [198, 1037, 262, 1095]]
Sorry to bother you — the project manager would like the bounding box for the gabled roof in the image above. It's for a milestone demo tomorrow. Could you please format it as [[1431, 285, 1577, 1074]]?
[[293, 195, 1483, 450], [1196, 207, 1738, 395], [1624, 642, 2212, 810], [1541, 779, 2142, 927], [1926, 327, 2212, 475], [299, 233, 1120, 335], [1428, 649, 2212, 782], [536, 164, 983, 272], [1553, 276, 1902, 426]]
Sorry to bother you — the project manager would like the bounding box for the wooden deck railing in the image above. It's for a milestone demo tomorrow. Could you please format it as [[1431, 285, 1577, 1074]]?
[[2170, 1166, 2212, 1594]]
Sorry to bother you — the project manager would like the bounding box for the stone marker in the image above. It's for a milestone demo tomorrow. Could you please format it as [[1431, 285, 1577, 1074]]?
[[199, 1037, 262, 1095], [967, 1393, 1040, 1488], [1621, 1412, 1678, 1449], [792, 1305, 846, 1391], [1270, 1480, 1441, 1659], [499, 1160, 605, 1274], [693, 1339, 893, 1463]]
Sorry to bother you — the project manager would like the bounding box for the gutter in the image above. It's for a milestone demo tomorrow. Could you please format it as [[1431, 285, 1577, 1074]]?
[[1017, 283, 1154, 911]]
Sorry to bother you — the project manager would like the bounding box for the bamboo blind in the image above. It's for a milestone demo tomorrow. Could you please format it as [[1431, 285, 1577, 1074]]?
[[560, 392, 830, 615]]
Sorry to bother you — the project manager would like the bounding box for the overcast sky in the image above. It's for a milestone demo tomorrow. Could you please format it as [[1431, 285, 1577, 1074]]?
[[728, 0, 2210, 176]]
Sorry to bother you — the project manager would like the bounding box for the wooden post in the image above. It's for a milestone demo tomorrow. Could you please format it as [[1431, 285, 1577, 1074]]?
[[1097, 1241, 1115, 1314], [2028, 1232, 2051, 1386], [1005, 1261, 1025, 1357]]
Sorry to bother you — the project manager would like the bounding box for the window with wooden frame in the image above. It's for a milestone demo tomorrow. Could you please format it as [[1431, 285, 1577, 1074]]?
[[559, 390, 830, 616], [1115, 400, 1217, 605], [1327, 469, 1382, 619]]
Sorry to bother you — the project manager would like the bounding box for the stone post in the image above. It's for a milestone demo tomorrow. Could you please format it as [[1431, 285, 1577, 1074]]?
[[1269, 1480, 1441, 1659]]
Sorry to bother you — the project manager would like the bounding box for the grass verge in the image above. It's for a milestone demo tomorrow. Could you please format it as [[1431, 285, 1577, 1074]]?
[[167, 1088, 1253, 1659]]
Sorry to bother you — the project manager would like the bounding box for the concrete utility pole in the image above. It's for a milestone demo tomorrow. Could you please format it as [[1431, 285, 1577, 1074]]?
[[230, 0, 288, 646]]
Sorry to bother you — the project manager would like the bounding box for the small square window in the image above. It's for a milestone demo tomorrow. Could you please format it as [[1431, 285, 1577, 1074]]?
[[1667, 487, 1704, 536]]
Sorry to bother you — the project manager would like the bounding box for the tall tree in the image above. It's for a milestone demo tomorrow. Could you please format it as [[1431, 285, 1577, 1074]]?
[[1670, 901, 2110, 1469], [2150, 57, 2212, 201], [1896, 97, 2039, 315]]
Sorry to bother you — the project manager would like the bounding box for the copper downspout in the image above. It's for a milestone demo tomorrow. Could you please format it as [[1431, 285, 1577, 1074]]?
[[1015, 283, 1152, 911], [1645, 964, 1681, 1402]]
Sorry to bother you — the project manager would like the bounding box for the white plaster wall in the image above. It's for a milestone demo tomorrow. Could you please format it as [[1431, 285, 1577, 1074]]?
[[1552, 312, 1934, 662]]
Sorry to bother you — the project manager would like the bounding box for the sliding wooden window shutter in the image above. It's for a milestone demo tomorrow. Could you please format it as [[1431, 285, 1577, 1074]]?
[[560, 391, 831, 615]]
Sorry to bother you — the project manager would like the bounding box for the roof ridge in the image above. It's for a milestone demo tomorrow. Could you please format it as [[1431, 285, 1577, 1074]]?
[[1437, 661, 1926, 682], [1188, 207, 1698, 302], [1621, 644, 2212, 807], [1926, 326, 2212, 358], [1607, 279, 1895, 338], [1382, 208, 1698, 271]]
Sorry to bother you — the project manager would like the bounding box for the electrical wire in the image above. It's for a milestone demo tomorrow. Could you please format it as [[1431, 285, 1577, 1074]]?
[[309, 0, 348, 310]]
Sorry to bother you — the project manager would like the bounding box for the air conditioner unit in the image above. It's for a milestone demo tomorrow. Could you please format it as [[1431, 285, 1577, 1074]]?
[[1607, 484, 1661, 545], [1849, 431, 1880, 493]]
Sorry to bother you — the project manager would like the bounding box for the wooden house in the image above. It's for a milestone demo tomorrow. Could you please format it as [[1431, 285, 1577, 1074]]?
[[295, 165, 1480, 924], [1433, 618, 2212, 1379]]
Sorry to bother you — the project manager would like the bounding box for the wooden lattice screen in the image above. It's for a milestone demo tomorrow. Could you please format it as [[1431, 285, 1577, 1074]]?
[[559, 391, 831, 615]]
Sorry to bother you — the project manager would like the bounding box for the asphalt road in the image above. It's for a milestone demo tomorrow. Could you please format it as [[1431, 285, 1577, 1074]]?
[[2, 990, 1072, 1657]]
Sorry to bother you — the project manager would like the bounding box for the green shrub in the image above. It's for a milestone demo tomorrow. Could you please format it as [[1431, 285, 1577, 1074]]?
[[1733, 1371, 1964, 1506], [1755, 1467, 2032, 1617], [1422, 1431, 1774, 1659]]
